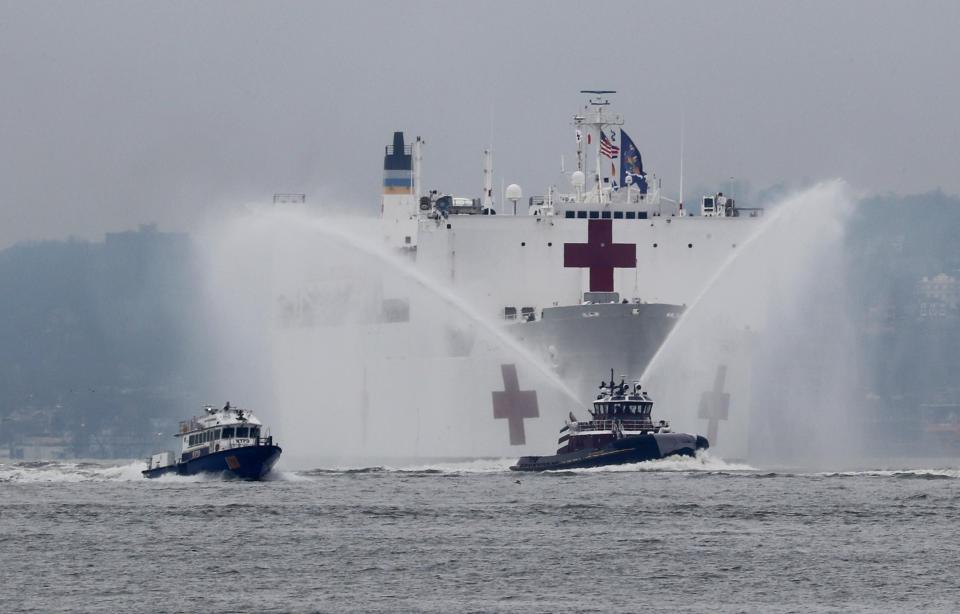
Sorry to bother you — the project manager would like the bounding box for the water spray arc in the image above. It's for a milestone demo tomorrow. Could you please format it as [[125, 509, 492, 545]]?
[[641, 181, 849, 382], [285, 212, 584, 406]]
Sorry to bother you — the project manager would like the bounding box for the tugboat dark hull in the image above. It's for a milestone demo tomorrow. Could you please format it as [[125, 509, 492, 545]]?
[[511, 433, 708, 472], [142, 445, 282, 480]]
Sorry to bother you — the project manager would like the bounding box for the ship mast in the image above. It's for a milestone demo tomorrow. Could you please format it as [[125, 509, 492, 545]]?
[[575, 90, 623, 205], [679, 117, 685, 216], [482, 148, 494, 209]]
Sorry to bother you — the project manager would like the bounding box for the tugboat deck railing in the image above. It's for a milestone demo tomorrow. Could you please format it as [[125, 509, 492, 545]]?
[[569, 419, 666, 434]]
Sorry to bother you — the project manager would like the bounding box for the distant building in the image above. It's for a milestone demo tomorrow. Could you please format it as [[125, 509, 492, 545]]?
[[6, 436, 70, 461], [273, 193, 307, 204], [864, 297, 900, 333], [0, 224, 199, 459], [918, 273, 958, 319]]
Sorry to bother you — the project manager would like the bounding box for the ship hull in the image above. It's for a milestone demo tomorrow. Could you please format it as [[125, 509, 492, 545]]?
[[142, 445, 282, 480], [510, 433, 708, 472], [511, 302, 682, 382]]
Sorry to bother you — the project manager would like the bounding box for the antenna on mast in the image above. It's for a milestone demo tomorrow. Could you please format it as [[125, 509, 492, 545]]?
[[679, 116, 685, 216], [482, 148, 494, 209]]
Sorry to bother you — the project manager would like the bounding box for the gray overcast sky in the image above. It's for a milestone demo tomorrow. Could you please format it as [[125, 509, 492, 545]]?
[[1, 0, 958, 247]]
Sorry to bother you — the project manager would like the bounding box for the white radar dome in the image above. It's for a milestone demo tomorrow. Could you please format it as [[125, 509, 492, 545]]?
[[571, 170, 586, 188], [505, 183, 523, 200]]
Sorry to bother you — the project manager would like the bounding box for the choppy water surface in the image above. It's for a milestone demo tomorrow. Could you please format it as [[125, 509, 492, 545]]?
[[1, 455, 958, 613]]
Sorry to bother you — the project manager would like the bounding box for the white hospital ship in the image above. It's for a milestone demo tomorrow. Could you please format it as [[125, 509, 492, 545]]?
[[273, 91, 765, 458]]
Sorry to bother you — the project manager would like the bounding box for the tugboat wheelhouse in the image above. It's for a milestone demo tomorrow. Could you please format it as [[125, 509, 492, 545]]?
[[511, 370, 708, 471]]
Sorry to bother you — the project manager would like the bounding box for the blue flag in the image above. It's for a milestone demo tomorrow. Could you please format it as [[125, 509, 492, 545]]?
[[619, 130, 647, 194]]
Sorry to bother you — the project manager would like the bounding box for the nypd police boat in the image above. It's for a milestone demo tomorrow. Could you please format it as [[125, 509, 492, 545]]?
[[511, 372, 708, 471], [143, 403, 282, 479]]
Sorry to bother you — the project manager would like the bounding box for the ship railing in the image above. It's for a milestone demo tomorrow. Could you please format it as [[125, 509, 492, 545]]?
[[178, 418, 203, 434], [209, 435, 274, 453], [571, 419, 659, 433], [231, 435, 273, 447]]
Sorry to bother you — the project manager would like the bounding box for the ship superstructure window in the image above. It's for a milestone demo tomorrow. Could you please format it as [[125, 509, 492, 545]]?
[[589, 211, 599, 219], [613, 211, 624, 219], [601, 211, 611, 219], [222, 427, 235, 438], [236, 427, 249, 438], [250, 427, 260, 439], [565, 211, 575, 219], [625, 212, 636, 219], [576, 211, 587, 219]]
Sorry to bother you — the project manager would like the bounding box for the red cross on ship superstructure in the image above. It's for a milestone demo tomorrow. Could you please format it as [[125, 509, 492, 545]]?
[[564, 219, 636, 292], [492, 364, 539, 446]]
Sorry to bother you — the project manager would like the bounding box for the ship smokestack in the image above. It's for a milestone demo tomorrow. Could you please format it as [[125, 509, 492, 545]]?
[[380, 131, 419, 248], [383, 131, 413, 195]]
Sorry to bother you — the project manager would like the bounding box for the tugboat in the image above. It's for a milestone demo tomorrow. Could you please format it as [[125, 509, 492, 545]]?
[[142, 402, 282, 479], [511, 372, 708, 471]]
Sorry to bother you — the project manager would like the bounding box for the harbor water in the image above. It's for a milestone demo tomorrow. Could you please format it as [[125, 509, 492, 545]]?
[[1, 455, 958, 613]]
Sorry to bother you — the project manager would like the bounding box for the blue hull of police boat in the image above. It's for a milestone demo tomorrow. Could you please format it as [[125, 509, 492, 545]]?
[[142, 445, 282, 480]]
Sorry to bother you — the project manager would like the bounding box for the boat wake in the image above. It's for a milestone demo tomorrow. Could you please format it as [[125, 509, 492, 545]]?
[[817, 468, 960, 480], [7, 459, 957, 481], [298, 458, 517, 476], [0, 460, 145, 482], [554, 451, 756, 474], [1, 460, 223, 483], [296, 454, 755, 476], [262, 469, 314, 482]]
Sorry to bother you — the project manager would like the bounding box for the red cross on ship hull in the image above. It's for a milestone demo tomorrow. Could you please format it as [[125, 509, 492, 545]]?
[[492, 364, 539, 446], [564, 219, 636, 292], [698, 365, 730, 444]]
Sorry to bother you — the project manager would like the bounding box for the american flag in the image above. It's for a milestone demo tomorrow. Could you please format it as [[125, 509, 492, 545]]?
[[600, 131, 620, 159]]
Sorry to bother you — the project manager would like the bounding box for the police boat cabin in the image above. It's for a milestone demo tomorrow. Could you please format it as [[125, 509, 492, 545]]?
[[142, 402, 282, 479]]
